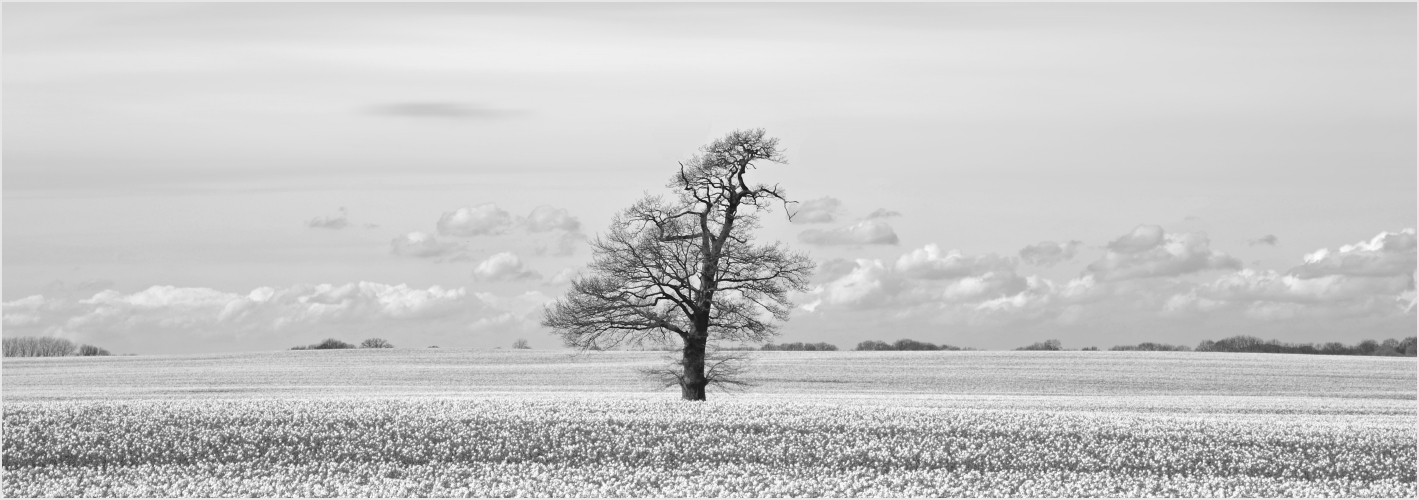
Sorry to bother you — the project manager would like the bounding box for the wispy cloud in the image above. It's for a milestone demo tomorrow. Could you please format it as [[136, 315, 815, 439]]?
[[1248, 234, 1279, 246], [864, 209, 901, 219], [369, 102, 522, 119], [306, 207, 350, 230], [798, 220, 899, 246], [390, 231, 464, 259], [791, 197, 842, 224], [1018, 240, 1084, 267]]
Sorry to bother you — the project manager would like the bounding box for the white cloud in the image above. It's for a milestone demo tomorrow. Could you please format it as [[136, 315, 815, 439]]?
[[864, 209, 901, 219], [437, 203, 512, 237], [546, 268, 579, 285], [391, 231, 464, 259], [1288, 229, 1415, 279], [1083, 226, 1241, 281], [895, 244, 1017, 279], [533, 231, 584, 257], [1018, 240, 1084, 267], [791, 197, 842, 224], [472, 252, 542, 281], [1, 282, 550, 352], [798, 220, 899, 246], [520, 205, 581, 233]]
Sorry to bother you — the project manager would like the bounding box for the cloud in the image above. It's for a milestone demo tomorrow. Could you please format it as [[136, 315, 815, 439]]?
[[813, 258, 860, 284], [472, 252, 542, 281], [791, 197, 842, 224], [895, 244, 1017, 280], [1288, 229, 1415, 279], [391, 232, 464, 259], [0, 282, 553, 352], [865, 209, 901, 219], [546, 268, 579, 285], [1019, 240, 1084, 267], [1248, 234, 1279, 246], [306, 208, 350, 230], [1083, 226, 1242, 282], [798, 220, 899, 246], [437, 204, 512, 237], [520, 206, 581, 233], [369, 102, 520, 119], [533, 231, 584, 257]]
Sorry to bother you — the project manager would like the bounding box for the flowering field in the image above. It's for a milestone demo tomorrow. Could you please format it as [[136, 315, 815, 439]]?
[[3, 350, 1415, 497]]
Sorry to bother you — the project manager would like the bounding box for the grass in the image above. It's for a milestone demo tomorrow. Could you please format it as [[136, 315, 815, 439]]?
[[2, 350, 1415, 497]]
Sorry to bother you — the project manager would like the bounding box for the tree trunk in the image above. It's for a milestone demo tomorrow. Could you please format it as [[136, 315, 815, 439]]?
[[680, 335, 708, 401]]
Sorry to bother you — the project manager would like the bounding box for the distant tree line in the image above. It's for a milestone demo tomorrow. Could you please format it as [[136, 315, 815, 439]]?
[[1110, 342, 1190, 352], [3, 337, 111, 357], [291, 338, 394, 350], [1014, 339, 1062, 351], [856, 339, 969, 351], [1014, 336, 1418, 356], [1195, 335, 1416, 357], [761, 342, 838, 351]]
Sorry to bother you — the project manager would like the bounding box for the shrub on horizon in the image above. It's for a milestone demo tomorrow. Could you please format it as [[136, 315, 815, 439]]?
[[361, 338, 394, 349], [77, 344, 111, 356], [1015, 339, 1063, 351]]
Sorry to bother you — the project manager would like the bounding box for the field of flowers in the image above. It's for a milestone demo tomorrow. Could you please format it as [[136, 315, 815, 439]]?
[[3, 350, 1415, 497]]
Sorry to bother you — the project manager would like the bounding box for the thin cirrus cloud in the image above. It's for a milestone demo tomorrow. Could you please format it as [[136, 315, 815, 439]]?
[[790, 197, 842, 224], [1082, 225, 1242, 282], [369, 102, 522, 119], [798, 220, 900, 246], [1018, 240, 1085, 267], [472, 252, 542, 282], [864, 209, 902, 219]]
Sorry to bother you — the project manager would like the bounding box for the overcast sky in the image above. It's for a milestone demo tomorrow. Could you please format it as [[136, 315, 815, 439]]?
[[4, 3, 1414, 354]]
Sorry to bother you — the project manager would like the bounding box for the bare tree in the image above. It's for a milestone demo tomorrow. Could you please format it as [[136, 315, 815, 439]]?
[[360, 338, 394, 348], [542, 129, 814, 401], [512, 339, 531, 349]]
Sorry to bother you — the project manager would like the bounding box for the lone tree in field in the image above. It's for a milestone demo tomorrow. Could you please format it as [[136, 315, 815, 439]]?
[[542, 129, 814, 401]]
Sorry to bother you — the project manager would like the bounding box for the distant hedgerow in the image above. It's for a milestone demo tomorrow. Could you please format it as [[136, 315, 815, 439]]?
[[855, 339, 967, 351], [291, 339, 356, 350], [1110, 342, 1190, 352], [1015, 339, 1062, 351], [761, 342, 837, 351]]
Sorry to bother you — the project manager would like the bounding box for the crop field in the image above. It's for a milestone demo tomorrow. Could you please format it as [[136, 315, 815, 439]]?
[[3, 350, 1415, 497]]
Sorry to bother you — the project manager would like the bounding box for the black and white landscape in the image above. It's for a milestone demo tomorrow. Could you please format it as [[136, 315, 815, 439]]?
[[3, 3, 1415, 497]]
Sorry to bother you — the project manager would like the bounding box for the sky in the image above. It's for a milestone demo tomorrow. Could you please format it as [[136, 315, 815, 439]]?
[[3, 3, 1415, 354]]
